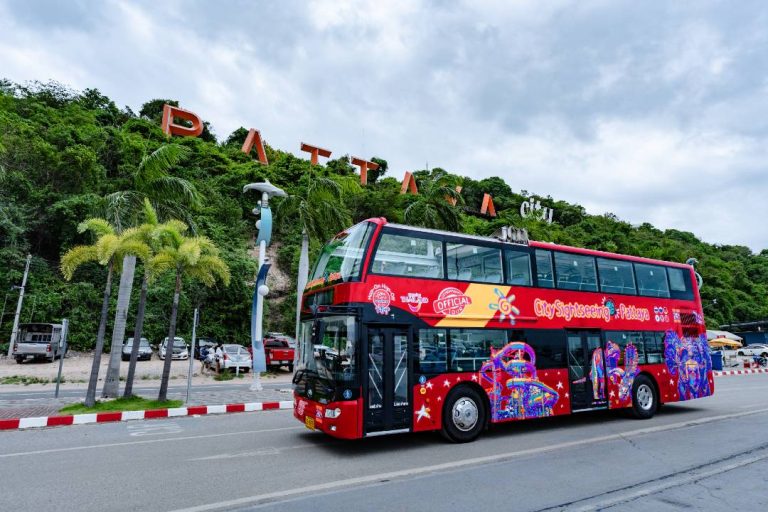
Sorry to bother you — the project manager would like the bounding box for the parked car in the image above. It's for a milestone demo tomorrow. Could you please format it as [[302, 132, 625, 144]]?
[[159, 337, 189, 360], [194, 338, 217, 360], [121, 337, 152, 361], [220, 344, 252, 372], [737, 344, 768, 357], [264, 337, 295, 371], [12, 323, 65, 363]]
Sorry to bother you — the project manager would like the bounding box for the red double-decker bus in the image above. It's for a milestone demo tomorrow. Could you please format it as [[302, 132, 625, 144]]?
[[293, 218, 714, 442]]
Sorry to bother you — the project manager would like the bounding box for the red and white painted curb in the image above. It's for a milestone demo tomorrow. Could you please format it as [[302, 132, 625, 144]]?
[[714, 368, 768, 377], [0, 400, 293, 431]]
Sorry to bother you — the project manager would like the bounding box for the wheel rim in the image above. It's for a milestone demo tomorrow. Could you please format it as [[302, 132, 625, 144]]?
[[637, 384, 654, 411], [452, 397, 479, 432]]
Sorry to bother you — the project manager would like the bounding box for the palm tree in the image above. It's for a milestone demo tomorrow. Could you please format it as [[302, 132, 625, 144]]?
[[151, 223, 230, 402], [403, 169, 463, 231], [101, 144, 200, 398], [276, 177, 351, 343], [122, 200, 160, 398], [61, 218, 146, 407]]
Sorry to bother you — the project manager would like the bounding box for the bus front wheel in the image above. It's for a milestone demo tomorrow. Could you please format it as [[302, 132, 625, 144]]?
[[631, 375, 658, 419], [441, 385, 486, 443]]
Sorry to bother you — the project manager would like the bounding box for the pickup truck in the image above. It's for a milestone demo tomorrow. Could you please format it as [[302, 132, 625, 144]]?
[[264, 338, 295, 372], [13, 323, 65, 363]]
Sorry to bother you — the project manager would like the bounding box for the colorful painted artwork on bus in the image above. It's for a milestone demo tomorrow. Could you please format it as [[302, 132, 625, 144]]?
[[590, 348, 606, 400], [605, 340, 639, 405], [479, 342, 559, 420], [664, 332, 712, 400]]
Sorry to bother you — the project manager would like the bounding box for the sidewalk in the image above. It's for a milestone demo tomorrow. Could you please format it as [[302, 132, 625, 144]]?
[[0, 376, 294, 419]]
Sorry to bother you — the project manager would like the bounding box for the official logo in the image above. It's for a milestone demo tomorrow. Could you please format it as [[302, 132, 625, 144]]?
[[400, 292, 429, 313], [433, 287, 472, 316], [368, 284, 395, 315]]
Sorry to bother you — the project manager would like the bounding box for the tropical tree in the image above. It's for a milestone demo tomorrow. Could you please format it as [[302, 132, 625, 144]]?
[[151, 223, 231, 402], [275, 176, 351, 342], [122, 200, 161, 397], [60, 218, 145, 407], [101, 144, 200, 398], [403, 169, 463, 231]]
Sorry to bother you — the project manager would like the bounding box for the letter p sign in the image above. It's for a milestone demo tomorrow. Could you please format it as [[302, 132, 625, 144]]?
[[162, 104, 203, 137]]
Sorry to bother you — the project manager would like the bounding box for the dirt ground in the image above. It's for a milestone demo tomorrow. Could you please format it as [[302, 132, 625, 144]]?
[[0, 351, 292, 388]]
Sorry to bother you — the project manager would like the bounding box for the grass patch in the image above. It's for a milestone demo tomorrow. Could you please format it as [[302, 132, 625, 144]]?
[[0, 375, 51, 385], [213, 371, 235, 381], [59, 396, 184, 415]]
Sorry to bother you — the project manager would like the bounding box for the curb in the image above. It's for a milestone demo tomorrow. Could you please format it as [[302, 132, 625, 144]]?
[[0, 400, 293, 431], [714, 369, 768, 377]]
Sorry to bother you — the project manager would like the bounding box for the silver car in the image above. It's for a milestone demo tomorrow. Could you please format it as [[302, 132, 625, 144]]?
[[122, 338, 152, 361], [159, 337, 189, 360]]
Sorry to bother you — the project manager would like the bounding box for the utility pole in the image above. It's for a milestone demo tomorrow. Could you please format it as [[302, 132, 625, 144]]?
[[7, 254, 32, 358]]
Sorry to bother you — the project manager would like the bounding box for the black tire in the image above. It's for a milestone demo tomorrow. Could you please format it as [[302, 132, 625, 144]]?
[[761, 353, 768, 358], [737, 351, 744, 356], [15, 356, 23, 364], [630, 375, 658, 419], [441, 385, 486, 443], [288, 363, 294, 372], [121, 355, 129, 361]]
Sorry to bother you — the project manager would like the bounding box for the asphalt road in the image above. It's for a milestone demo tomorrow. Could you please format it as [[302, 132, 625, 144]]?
[[1, 375, 767, 512]]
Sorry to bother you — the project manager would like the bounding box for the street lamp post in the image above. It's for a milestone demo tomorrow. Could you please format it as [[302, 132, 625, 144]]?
[[243, 181, 286, 392]]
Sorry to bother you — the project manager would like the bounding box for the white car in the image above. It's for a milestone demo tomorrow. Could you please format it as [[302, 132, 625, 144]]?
[[159, 337, 189, 360], [221, 344, 252, 372], [737, 344, 768, 357]]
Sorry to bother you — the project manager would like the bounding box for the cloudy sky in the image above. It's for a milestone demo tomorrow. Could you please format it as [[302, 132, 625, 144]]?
[[2, 0, 768, 249]]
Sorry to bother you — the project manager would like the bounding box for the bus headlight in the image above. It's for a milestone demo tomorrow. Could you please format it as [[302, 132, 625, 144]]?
[[324, 408, 342, 419]]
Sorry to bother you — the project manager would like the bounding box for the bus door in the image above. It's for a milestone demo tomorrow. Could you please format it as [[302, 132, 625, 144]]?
[[364, 326, 412, 434], [567, 330, 608, 411]]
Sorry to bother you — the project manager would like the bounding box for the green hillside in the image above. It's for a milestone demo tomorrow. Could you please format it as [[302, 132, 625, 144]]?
[[0, 81, 765, 349]]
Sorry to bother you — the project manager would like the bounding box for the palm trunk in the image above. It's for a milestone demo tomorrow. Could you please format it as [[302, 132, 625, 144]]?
[[158, 270, 182, 402], [102, 255, 136, 398], [123, 272, 148, 398], [85, 259, 114, 408], [294, 230, 309, 366]]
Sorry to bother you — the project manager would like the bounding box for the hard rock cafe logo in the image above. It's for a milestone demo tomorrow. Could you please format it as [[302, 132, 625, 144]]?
[[400, 292, 429, 313], [368, 284, 395, 315], [433, 287, 472, 316]]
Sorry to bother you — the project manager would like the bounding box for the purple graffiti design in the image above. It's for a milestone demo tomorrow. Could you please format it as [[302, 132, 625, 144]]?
[[664, 332, 712, 400], [605, 340, 639, 402], [479, 342, 559, 421], [590, 348, 606, 400]]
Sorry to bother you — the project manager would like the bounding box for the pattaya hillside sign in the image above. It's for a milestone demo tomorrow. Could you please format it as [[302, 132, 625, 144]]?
[[161, 104, 541, 219]]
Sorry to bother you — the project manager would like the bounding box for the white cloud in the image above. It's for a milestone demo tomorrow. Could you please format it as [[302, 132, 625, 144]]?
[[2, 0, 768, 250]]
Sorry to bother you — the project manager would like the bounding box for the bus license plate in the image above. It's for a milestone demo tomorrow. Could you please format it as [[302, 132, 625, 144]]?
[[305, 416, 315, 430]]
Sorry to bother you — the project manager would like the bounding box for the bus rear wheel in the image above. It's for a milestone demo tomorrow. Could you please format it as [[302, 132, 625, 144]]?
[[631, 375, 658, 419], [441, 385, 486, 443]]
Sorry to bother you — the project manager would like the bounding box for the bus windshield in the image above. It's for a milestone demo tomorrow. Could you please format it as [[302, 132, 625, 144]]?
[[296, 316, 357, 386], [307, 222, 374, 288]]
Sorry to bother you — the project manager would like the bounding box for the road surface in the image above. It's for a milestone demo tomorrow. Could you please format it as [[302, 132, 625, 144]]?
[[1, 375, 767, 511]]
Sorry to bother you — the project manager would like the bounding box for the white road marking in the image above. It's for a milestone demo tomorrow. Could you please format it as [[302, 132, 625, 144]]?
[[128, 422, 183, 437], [167, 407, 768, 512], [0, 425, 301, 459]]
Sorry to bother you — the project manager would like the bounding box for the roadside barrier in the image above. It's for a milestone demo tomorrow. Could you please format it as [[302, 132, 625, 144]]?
[[714, 368, 768, 377], [0, 400, 293, 431]]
